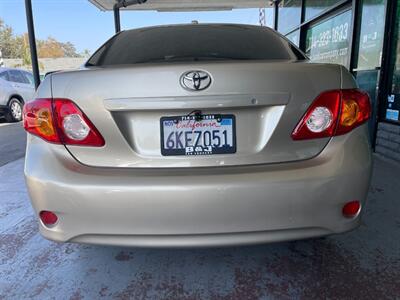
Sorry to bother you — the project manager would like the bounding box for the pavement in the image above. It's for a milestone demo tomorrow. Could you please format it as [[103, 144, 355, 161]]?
[[0, 121, 26, 167], [0, 122, 399, 299]]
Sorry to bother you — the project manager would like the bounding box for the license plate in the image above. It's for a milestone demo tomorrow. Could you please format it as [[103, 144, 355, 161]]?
[[160, 114, 236, 156]]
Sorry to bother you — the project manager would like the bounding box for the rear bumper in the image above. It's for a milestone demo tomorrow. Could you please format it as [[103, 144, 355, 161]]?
[[25, 126, 372, 247]]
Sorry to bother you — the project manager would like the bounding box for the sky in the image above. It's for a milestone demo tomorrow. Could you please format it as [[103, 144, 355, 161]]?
[[0, 0, 273, 54]]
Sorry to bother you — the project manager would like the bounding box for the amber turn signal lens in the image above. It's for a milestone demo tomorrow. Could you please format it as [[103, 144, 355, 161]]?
[[23, 99, 60, 143], [340, 99, 359, 127], [36, 107, 56, 137]]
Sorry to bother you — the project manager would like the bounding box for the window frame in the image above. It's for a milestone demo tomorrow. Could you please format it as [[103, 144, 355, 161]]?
[[277, 0, 302, 35], [278, 0, 351, 39], [303, 0, 343, 22]]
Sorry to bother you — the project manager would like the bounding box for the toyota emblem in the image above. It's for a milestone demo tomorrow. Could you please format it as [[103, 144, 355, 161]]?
[[180, 70, 212, 91]]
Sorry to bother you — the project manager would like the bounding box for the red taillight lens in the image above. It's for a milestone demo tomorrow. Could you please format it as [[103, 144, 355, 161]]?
[[291, 89, 371, 140], [23, 98, 105, 147], [53, 99, 105, 146], [23, 99, 60, 143], [292, 90, 341, 140]]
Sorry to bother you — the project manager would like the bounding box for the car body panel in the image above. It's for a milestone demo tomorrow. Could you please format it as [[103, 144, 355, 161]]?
[[24, 24, 372, 247], [0, 67, 35, 109], [25, 123, 371, 247], [0, 76, 15, 105], [51, 61, 344, 168]]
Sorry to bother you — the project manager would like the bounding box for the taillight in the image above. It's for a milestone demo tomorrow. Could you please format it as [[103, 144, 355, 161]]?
[[23, 98, 59, 143], [292, 89, 371, 140], [336, 90, 371, 135], [53, 99, 105, 146], [23, 98, 105, 147]]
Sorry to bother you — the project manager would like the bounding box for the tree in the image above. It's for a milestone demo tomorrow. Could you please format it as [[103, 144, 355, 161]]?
[[38, 37, 64, 58], [21, 34, 32, 66], [0, 18, 82, 60], [60, 42, 79, 57], [0, 19, 22, 58], [80, 49, 91, 57], [14, 34, 44, 70]]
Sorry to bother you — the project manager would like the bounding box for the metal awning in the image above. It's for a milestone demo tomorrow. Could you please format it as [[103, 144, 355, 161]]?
[[89, 0, 272, 11]]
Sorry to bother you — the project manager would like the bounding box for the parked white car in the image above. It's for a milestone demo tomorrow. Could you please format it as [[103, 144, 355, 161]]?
[[0, 67, 35, 122]]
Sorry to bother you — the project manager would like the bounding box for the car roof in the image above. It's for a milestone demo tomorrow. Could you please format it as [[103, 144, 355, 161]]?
[[121, 23, 276, 34], [0, 67, 31, 73]]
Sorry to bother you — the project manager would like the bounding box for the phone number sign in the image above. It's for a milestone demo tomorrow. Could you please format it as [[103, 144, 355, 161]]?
[[305, 10, 352, 67]]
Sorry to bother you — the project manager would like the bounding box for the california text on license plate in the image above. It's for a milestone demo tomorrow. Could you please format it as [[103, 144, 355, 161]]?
[[160, 114, 236, 156]]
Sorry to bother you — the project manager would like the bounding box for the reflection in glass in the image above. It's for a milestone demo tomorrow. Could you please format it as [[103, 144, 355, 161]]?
[[355, 70, 379, 140], [356, 0, 386, 70], [278, 0, 302, 34], [304, 0, 338, 21], [305, 10, 352, 67], [384, 2, 400, 122], [286, 29, 300, 46], [265, 8, 275, 28], [390, 7, 400, 95]]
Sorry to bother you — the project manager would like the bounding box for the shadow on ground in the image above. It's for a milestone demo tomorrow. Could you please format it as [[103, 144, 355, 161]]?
[[0, 157, 399, 299]]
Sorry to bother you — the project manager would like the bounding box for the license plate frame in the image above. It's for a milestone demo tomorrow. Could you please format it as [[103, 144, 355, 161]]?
[[160, 114, 236, 156]]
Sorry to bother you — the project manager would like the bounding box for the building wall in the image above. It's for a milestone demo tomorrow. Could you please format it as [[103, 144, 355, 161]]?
[[376, 123, 400, 162]]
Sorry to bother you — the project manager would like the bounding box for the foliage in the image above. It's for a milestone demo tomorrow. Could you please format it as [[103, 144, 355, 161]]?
[[0, 19, 22, 58], [0, 18, 86, 59]]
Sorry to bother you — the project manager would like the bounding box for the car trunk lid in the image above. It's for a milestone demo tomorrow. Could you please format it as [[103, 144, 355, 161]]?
[[51, 61, 341, 168]]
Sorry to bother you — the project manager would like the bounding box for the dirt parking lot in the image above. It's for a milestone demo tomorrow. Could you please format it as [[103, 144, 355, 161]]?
[[0, 156, 399, 299]]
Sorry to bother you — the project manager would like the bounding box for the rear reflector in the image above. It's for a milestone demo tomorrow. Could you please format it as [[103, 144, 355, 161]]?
[[23, 98, 105, 147], [39, 211, 58, 226], [342, 201, 361, 218], [292, 89, 371, 140]]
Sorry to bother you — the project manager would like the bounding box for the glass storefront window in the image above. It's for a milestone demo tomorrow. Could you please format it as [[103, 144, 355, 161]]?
[[355, 70, 380, 141], [265, 8, 274, 28], [305, 10, 352, 67], [304, 0, 339, 21], [354, 0, 386, 134], [277, 0, 302, 34], [356, 0, 386, 70], [286, 29, 300, 46], [384, 1, 400, 122]]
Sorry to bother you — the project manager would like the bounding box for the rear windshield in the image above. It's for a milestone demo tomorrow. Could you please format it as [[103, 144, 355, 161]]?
[[87, 24, 306, 66]]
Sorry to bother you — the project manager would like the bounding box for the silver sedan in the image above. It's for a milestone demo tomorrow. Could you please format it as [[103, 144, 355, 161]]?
[[23, 24, 372, 247], [0, 67, 35, 122]]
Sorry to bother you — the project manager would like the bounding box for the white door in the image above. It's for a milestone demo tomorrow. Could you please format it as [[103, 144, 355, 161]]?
[[8, 70, 35, 102]]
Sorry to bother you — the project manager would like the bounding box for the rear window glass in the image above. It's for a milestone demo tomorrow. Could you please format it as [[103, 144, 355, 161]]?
[[87, 24, 305, 66]]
